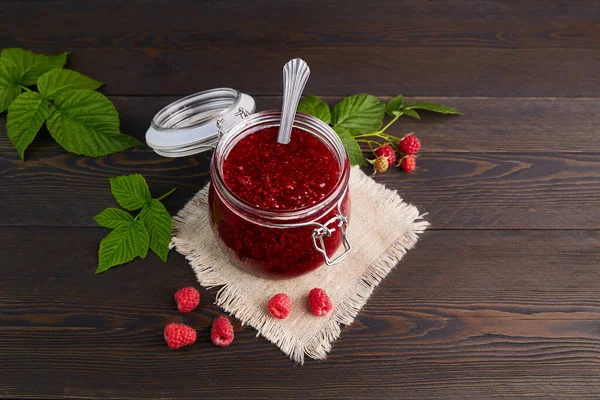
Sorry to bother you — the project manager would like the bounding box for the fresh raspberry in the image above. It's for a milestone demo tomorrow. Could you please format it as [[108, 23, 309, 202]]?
[[267, 293, 291, 319], [164, 323, 197, 349], [399, 155, 417, 172], [174, 287, 200, 313], [211, 316, 234, 347], [308, 288, 332, 316], [399, 135, 421, 155], [374, 144, 396, 166], [372, 156, 389, 175]]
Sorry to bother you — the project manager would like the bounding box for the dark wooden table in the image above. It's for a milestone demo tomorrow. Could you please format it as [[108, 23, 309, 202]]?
[[2, 1, 600, 398]]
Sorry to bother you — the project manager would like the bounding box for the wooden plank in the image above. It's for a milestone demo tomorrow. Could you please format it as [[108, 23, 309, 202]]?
[[4, 47, 598, 98], [0, 129, 599, 228], [1, 228, 600, 398], [1, 94, 599, 226], [3, 229, 600, 314], [4, 96, 600, 154], [383, 152, 600, 230], [3, 0, 599, 49], [0, 1, 599, 96]]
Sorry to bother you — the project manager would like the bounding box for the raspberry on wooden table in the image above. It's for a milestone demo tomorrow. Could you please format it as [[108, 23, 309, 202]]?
[[399, 155, 417, 172], [211, 316, 234, 347], [174, 286, 200, 313], [164, 323, 197, 349]]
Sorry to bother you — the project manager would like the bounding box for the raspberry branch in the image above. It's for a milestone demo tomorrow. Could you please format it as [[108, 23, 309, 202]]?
[[296, 93, 461, 174]]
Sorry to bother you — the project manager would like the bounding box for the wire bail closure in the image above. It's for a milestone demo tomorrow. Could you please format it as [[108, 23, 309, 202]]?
[[311, 202, 351, 265], [216, 106, 251, 138]]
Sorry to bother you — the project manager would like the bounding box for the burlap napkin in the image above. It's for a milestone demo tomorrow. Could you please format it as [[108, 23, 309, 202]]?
[[172, 166, 428, 363]]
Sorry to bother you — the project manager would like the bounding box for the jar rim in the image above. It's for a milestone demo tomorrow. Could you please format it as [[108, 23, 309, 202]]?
[[151, 88, 241, 131], [210, 110, 350, 223]]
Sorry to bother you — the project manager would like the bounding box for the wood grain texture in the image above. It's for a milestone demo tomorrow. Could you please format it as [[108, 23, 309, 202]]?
[[0, 0, 599, 96], [1, 96, 599, 229], [4, 96, 600, 154], [2, 148, 599, 229], [2, 228, 600, 399], [4, 0, 599, 49], [1, 0, 599, 398]]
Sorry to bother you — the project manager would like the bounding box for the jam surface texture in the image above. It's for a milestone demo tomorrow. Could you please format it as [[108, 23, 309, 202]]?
[[222, 127, 340, 210]]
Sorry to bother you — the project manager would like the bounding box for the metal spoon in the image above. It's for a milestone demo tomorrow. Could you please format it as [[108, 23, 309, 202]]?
[[277, 58, 311, 144]]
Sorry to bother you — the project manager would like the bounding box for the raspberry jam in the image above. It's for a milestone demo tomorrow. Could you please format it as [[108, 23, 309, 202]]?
[[209, 111, 351, 279], [222, 127, 339, 211]]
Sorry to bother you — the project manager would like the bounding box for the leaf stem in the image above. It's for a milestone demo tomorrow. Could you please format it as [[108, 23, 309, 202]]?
[[378, 114, 401, 133], [157, 187, 177, 202], [19, 85, 33, 93], [352, 132, 375, 139], [354, 132, 400, 151]]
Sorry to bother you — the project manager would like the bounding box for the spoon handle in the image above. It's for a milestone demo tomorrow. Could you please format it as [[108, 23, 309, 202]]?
[[277, 58, 311, 144]]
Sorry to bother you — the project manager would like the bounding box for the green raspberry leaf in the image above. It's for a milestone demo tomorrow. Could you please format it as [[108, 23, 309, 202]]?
[[140, 199, 172, 262], [46, 89, 141, 157], [0, 58, 22, 113], [334, 126, 367, 167], [94, 208, 134, 229], [6, 91, 47, 160], [297, 95, 331, 124], [96, 220, 149, 274], [385, 95, 404, 117], [401, 109, 421, 119], [403, 102, 462, 115], [1, 48, 67, 86], [331, 94, 385, 135], [38, 69, 102, 99], [109, 174, 151, 211]]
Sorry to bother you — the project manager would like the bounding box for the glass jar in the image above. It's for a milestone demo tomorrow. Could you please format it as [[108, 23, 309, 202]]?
[[209, 110, 351, 279]]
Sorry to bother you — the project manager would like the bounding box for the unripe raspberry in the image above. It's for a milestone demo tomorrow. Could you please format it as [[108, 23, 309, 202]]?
[[374, 144, 396, 166], [373, 156, 389, 174]]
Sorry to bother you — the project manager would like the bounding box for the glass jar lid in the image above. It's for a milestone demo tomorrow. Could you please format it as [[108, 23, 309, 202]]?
[[145, 88, 256, 157]]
